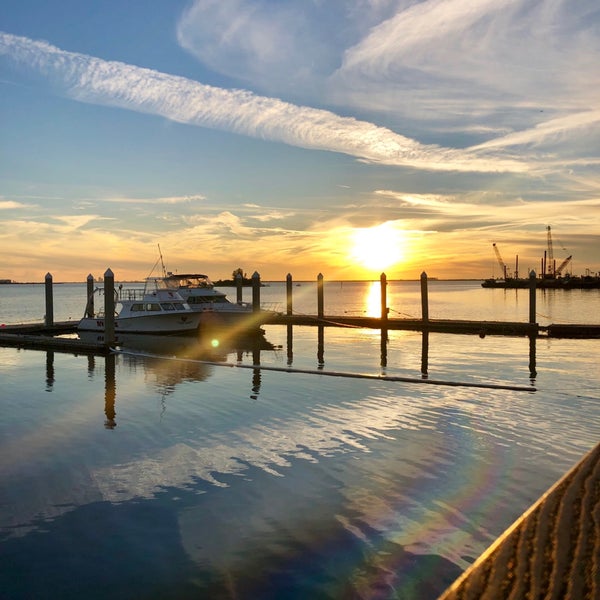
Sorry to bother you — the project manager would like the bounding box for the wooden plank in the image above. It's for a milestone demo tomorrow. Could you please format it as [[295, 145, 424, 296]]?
[[438, 441, 600, 599]]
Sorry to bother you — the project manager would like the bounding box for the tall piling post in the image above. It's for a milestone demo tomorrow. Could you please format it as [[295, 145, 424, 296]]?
[[286, 273, 293, 316], [421, 272, 429, 324], [380, 273, 388, 323], [86, 274, 95, 318], [235, 272, 243, 304], [529, 270, 537, 325], [103, 268, 115, 347], [44, 272, 54, 327], [317, 273, 324, 319], [252, 271, 261, 313]]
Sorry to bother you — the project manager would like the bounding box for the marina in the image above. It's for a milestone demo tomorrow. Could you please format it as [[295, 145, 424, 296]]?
[[1, 275, 599, 599]]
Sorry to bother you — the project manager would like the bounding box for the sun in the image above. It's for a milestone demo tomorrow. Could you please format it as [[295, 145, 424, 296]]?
[[349, 222, 406, 272]]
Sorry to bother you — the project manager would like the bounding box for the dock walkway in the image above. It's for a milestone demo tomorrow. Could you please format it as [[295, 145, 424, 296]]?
[[1, 314, 599, 355], [438, 440, 600, 599]]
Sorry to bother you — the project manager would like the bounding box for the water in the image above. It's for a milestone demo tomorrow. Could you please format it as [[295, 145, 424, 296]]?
[[1, 281, 599, 599]]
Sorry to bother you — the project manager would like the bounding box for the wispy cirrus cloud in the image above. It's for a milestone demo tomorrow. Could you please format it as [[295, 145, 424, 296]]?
[[104, 194, 206, 205], [0, 32, 525, 173], [178, 0, 600, 162]]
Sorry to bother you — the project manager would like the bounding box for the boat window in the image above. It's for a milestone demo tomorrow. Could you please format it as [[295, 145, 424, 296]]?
[[131, 303, 145, 312], [146, 303, 161, 311], [173, 303, 185, 310], [160, 303, 175, 311]]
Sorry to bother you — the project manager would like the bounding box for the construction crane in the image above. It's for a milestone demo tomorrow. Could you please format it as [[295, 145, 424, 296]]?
[[556, 255, 572, 276], [492, 243, 509, 279]]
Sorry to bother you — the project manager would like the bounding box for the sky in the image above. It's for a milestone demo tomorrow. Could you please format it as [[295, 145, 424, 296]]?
[[1, 0, 599, 282]]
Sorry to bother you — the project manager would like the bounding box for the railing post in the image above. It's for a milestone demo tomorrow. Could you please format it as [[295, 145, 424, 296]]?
[[235, 272, 243, 304], [421, 271, 429, 324], [317, 273, 324, 319], [44, 272, 54, 327], [104, 268, 115, 347], [86, 274, 95, 318], [252, 271, 261, 313], [529, 270, 537, 325], [286, 273, 293, 316]]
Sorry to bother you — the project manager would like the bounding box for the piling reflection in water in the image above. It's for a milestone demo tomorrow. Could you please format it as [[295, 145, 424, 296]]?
[[104, 353, 116, 429], [82, 329, 278, 424], [45, 350, 55, 391], [284, 325, 537, 383], [80, 323, 539, 431], [317, 325, 324, 369], [421, 330, 429, 378]]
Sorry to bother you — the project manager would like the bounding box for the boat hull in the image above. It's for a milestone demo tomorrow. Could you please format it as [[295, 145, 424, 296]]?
[[78, 312, 201, 334]]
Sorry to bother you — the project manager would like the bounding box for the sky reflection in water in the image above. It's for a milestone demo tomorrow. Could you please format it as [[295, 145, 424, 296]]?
[[1, 308, 599, 597]]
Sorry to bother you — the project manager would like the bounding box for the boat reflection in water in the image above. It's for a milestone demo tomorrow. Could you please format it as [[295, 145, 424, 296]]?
[[80, 327, 276, 361], [80, 327, 278, 425]]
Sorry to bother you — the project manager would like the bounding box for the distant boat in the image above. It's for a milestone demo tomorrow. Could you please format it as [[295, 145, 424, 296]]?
[[78, 277, 202, 334]]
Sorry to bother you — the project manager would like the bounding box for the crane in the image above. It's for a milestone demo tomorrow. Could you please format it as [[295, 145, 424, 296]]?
[[556, 255, 572, 276], [492, 243, 509, 279]]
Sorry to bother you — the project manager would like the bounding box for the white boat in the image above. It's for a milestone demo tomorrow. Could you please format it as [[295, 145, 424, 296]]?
[[78, 277, 202, 334], [159, 272, 273, 329]]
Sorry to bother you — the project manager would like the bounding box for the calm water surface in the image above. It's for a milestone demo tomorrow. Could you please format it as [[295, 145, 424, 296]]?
[[1, 281, 599, 599]]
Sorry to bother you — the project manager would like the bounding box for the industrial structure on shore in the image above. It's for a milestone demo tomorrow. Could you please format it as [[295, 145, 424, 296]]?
[[482, 226, 600, 289]]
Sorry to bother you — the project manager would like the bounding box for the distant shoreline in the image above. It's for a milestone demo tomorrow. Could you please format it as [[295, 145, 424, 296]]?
[[2, 278, 486, 285]]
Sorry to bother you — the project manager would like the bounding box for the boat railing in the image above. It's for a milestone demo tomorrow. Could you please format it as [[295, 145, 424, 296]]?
[[118, 287, 147, 301]]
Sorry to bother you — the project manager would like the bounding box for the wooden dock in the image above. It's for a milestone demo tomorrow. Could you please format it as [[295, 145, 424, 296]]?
[[0, 313, 599, 356], [438, 440, 600, 599], [264, 314, 541, 336], [0, 321, 108, 353]]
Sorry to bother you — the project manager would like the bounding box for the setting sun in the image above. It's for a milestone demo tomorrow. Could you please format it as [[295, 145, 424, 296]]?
[[349, 222, 406, 272]]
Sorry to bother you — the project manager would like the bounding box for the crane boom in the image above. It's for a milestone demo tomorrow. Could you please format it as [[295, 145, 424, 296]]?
[[556, 255, 572, 275], [492, 243, 508, 279]]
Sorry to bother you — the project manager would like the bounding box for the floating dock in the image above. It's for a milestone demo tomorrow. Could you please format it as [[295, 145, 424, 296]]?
[[1, 314, 599, 355]]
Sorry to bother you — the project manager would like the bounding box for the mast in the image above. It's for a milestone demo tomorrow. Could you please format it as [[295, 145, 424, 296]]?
[[158, 244, 167, 277]]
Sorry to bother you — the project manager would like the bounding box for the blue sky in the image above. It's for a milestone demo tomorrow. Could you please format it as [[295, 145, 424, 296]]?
[[1, 0, 599, 282]]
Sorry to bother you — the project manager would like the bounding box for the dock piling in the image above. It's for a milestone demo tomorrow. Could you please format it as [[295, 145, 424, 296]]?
[[86, 274, 94, 318], [380, 272, 388, 323], [317, 273, 324, 319], [529, 270, 537, 325], [103, 268, 115, 347], [286, 273, 293, 316], [44, 272, 54, 327], [236, 272, 243, 304], [252, 271, 261, 313], [421, 272, 429, 324]]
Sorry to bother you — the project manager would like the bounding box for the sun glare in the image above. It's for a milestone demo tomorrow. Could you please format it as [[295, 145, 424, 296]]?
[[349, 223, 406, 272]]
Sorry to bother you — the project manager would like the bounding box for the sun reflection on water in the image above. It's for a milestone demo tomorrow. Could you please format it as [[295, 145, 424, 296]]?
[[364, 281, 383, 318]]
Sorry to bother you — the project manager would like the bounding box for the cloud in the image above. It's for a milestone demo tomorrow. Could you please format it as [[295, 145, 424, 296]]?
[[0, 32, 524, 173], [0, 200, 32, 210], [104, 194, 206, 205], [178, 0, 600, 153]]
